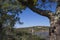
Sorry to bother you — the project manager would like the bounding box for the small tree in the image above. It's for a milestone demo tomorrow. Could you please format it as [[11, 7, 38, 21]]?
[[0, 0, 22, 40]]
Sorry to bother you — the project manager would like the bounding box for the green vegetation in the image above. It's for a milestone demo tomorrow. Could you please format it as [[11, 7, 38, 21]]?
[[2, 26, 48, 40], [16, 26, 49, 32]]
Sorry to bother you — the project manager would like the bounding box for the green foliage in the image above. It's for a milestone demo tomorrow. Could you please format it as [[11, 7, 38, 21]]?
[[0, 0, 24, 40], [15, 28, 46, 40], [8, 28, 46, 40], [33, 0, 38, 5], [1, 26, 48, 40], [0, 0, 24, 28]]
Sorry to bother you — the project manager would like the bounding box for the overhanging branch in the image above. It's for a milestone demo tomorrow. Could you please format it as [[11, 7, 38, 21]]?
[[27, 5, 54, 19], [18, 0, 54, 19]]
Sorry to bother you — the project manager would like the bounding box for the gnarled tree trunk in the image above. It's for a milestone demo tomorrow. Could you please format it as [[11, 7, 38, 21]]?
[[49, 7, 60, 40], [49, 0, 60, 40]]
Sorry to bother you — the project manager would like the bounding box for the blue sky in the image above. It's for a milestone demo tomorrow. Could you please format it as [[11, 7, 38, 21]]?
[[15, 1, 57, 28], [15, 8, 50, 28]]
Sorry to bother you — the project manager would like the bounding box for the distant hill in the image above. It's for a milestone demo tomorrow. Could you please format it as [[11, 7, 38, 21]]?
[[15, 26, 50, 40], [15, 26, 49, 33]]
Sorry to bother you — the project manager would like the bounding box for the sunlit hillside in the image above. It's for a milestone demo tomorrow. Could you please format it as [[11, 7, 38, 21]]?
[[15, 26, 49, 33], [15, 26, 50, 40], [3, 26, 49, 40]]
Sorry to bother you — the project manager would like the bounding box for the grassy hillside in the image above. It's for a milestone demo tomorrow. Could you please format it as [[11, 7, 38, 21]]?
[[14, 26, 49, 40], [15, 26, 49, 33], [2, 26, 49, 40]]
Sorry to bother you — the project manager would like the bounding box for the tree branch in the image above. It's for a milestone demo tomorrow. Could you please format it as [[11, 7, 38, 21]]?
[[18, 0, 54, 19], [27, 5, 54, 19]]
